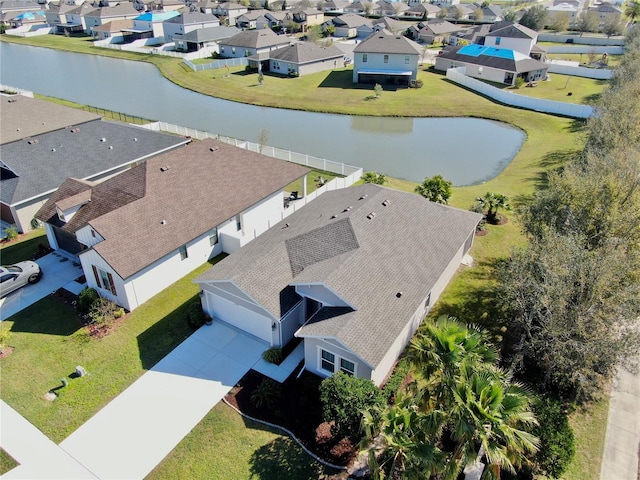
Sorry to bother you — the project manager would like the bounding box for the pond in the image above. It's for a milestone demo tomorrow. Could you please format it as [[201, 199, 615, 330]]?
[[0, 42, 526, 185]]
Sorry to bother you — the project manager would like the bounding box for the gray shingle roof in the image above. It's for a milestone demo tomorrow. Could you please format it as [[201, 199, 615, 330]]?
[[1, 94, 100, 145], [354, 32, 422, 55], [438, 45, 547, 73], [36, 139, 310, 279], [196, 184, 481, 369], [83, 3, 139, 18], [269, 42, 343, 64], [1, 119, 188, 206], [487, 21, 537, 39], [332, 13, 372, 28], [176, 25, 240, 43], [221, 28, 290, 49], [164, 11, 219, 24]]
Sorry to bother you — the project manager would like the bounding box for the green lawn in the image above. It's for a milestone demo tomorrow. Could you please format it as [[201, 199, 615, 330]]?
[[0, 229, 49, 265], [285, 168, 343, 197], [146, 403, 340, 480], [546, 52, 622, 69], [0, 448, 19, 475], [507, 74, 607, 105], [0, 255, 219, 442]]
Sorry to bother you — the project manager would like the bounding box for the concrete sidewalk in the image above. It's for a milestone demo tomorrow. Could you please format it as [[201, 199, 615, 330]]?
[[0, 401, 96, 480], [600, 365, 640, 480]]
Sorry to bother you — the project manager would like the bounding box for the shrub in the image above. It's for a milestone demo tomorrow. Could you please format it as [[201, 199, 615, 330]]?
[[250, 378, 282, 410], [373, 83, 383, 98], [77, 288, 99, 313], [514, 77, 525, 89], [361, 171, 387, 185], [89, 297, 121, 325], [381, 358, 411, 402], [0, 327, 12, 353], [4, 225, 19, 241], [320, 371, 384, 440], [187, 301, 205, 329], [530, 397, 576, 478], [262, 346, 283, 364], [470, 202, 488, 232]]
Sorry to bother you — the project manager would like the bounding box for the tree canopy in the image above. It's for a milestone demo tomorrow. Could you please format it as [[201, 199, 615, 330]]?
[[415, 175, 453, 204]]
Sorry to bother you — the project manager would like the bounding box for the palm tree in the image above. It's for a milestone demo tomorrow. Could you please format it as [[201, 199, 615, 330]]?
[[445, 369, 540, 479], [625, 1, 640, 24], [475, 192, 511, 224], [415, 175, 453, 204]]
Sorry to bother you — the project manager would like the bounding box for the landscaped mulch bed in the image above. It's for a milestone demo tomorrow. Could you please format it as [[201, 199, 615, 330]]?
[[225, 369, 358, 468]]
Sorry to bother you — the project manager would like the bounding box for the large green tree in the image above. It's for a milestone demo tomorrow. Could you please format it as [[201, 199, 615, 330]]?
[[519, 5, 547, 30], [625, 0, 640, 23]]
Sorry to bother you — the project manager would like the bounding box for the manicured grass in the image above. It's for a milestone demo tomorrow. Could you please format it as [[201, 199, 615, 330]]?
[[146, 403, 340, 480], [547, 52, 622, 68], [564, 396, 611, 480], [507, 74, 606, 105], [0, 229, 48, 265], [0, 448, 19, 475], [0, 258, 220, 443], [285, 168, 343, 197]]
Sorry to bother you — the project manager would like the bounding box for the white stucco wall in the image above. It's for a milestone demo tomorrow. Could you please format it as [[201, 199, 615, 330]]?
[[303, 337, 373, 381], [353, 52, 419, 82], [484, 36, 534, 56]]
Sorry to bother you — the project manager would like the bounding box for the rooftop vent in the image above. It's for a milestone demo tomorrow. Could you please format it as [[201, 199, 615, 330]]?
[[343, 206, 353, 213], [70, 128, 80, 133], [330, 214, 337, 219], [100, 138, 106, 142], [133, 137, 138, 141], [109, 146, 113, 150], [382, 199, 390, 206], [209, 147, 218, 152], [396, 291, 402, 298], [28, 139, 39, 145], [160, 166, 170, 172], [366, 212, 376, 219], [8, 98, 17, 103], [51, 148, 56, 152], [359, 194, 368, 200], [160, 220, 167, 225]]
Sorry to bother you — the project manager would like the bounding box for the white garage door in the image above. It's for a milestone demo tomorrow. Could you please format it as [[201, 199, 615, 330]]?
[[208, 292, 272, 344]]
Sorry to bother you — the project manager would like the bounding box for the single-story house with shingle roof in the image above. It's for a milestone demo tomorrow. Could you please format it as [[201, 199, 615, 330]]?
[[1, 95, 188, 234], [92, 19, 134, 41], [412, 19, 464, 44], [236, 9, 270, 30], [174, 25, 241, 52], [434, 44, 548, 85], [268, 42, 344, 76], [352, 31, 422, 85], [330, 13, 373, 38], [219, 28, 291, 58], [195, 184, 481, 386], [35, 139, 310, 311]]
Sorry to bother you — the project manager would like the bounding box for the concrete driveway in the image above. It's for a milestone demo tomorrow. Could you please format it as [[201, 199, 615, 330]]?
[[59, 321, 267, 480], [0, 252, 84, 321]]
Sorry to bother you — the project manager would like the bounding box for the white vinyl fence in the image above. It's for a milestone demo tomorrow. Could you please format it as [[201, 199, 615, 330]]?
[[546, 62, 613, 79], [446, 67, 594, 118], [545, 45, 624, 54], [183, 57, 249, 71], [538, 34, 625, 46], [139, 122, 363, 203]]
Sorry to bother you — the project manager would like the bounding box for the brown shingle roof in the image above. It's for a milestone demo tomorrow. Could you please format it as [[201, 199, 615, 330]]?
[[37, 139, 310, 279]]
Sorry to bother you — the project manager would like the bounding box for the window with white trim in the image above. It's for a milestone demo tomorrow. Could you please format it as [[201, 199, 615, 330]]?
[[319, 348, 357, 376], [383, 54, 389, 63], [92, 265, 117, 295], [362, 53, 367, 63], [209, 227, 218, 246], [404, 55, 410, 64], [340, 358, 355, 375], [321, 349, 335, 372]]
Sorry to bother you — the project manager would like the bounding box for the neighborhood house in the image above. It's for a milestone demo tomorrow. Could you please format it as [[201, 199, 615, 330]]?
[[34, 139, 310, 311], [195, 184, 481, 386]]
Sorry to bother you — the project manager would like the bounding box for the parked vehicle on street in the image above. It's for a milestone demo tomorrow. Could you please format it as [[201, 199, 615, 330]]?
[[0, 261, 42, 297]]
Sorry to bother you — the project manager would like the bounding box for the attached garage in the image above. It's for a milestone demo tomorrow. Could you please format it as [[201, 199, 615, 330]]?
[[52, 225, 84, 255], [203, 288, 273, 344]]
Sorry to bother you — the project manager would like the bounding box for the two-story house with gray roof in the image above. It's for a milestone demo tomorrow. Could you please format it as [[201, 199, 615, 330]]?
[[352, 31, 422, 86], [195, 184, 481, 386], [162, 11, 220, 41], [35, 139, 310, 312]]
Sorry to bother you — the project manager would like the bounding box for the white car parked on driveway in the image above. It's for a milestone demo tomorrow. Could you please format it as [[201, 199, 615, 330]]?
[[0, 261, 42, 297]]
